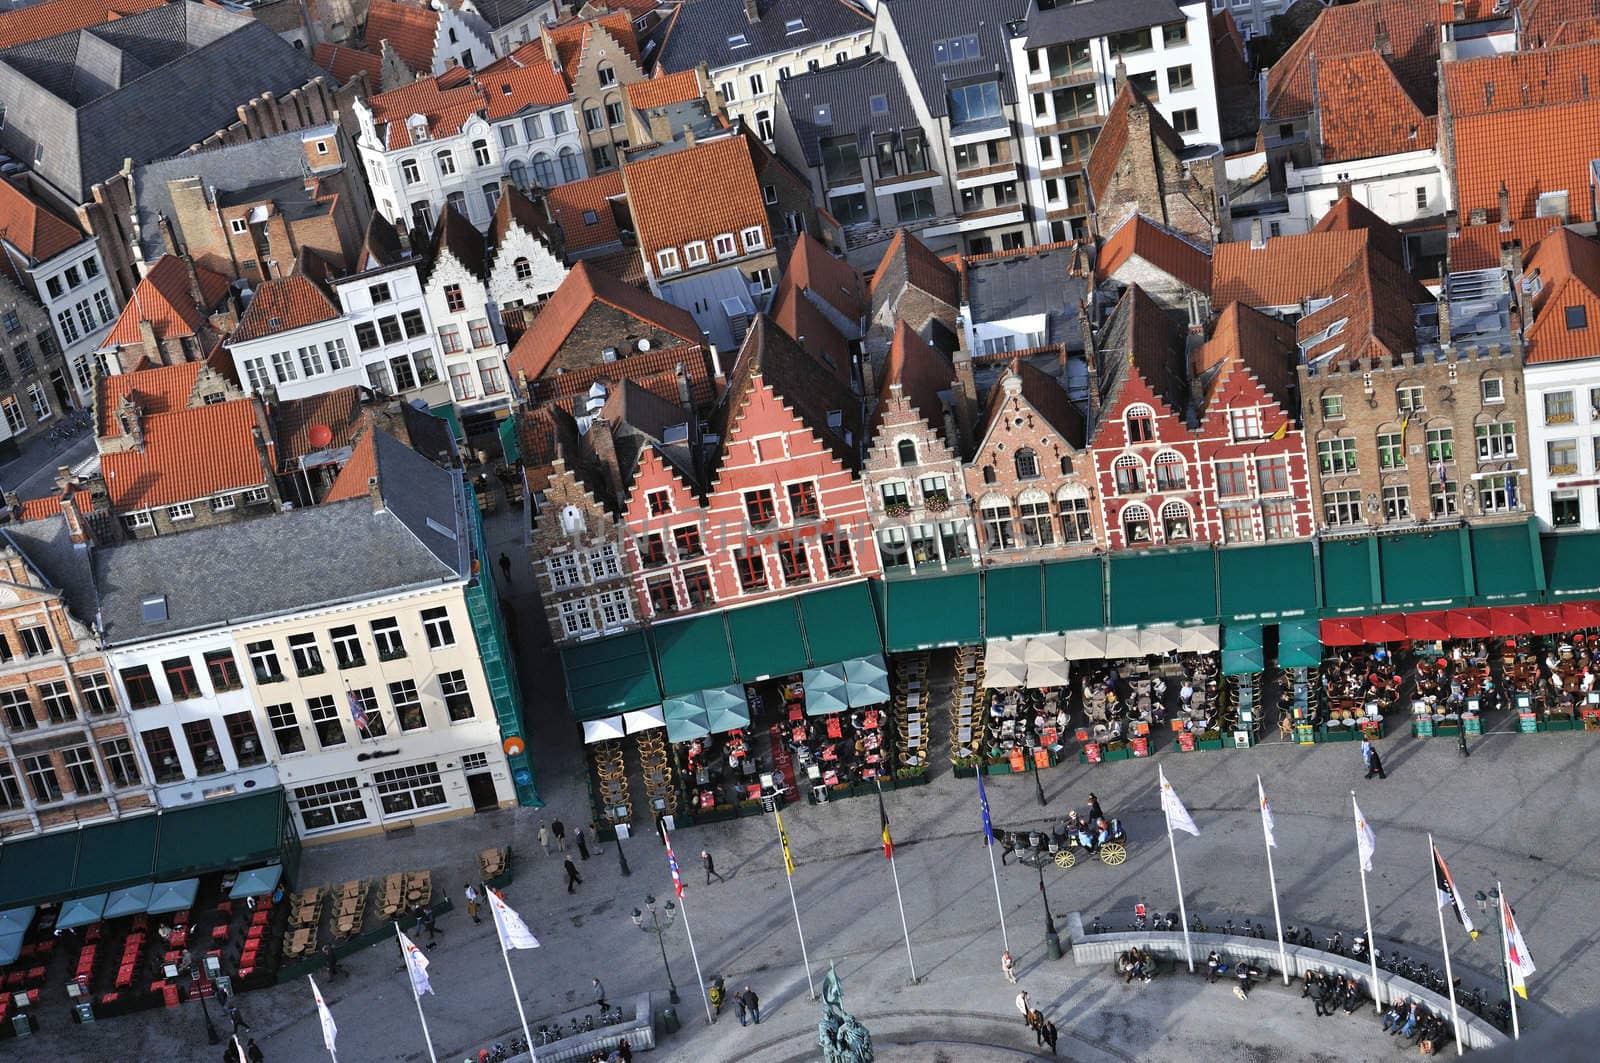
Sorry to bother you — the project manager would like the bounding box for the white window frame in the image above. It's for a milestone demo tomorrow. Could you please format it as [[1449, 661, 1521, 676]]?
[[656, 248, 681, 275], [167, 502, 195, 522], [713, 233, 738, 259], [741, 225, 766, 252], [684, 241, 709, 266]]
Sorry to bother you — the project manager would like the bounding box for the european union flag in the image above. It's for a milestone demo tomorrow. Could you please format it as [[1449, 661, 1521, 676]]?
[[976, 771, 995, 846]]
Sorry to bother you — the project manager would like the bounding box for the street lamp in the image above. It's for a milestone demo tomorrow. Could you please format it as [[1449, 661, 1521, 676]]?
[[190, 970, 220, 1044], [1028, 742, 1048, 807], [1036, 862, 1061, 960], [616, 829, 631, 877], [631, 895, 680, 1004]]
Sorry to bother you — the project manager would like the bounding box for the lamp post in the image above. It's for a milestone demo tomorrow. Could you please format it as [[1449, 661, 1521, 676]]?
[[1475, 886, 1512, 1004], [1036, 862, 1061, 960], [1028, 742, 1048, 807], [632, 895, 679, 1003], [616, 828, 631, 877], [191, 970, 220, 1045]]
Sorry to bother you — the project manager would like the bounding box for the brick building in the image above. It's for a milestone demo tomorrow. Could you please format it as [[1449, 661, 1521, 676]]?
[[544, 10, 648, 174], [1086, 82, 1226, 248], [1095, 212, 1212, 317], [964, 359, 1102, 561], [865, 228, 961, 366], [96, 254, 236, 373]]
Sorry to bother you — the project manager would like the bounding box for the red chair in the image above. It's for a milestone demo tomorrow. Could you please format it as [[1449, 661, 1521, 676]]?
[[161, 985, 179, 1008], [5, 971, 23, 990], [99, 993, 118, 1006], [173, 910, 190, 924], [237, 966, 253, 980], [250, 911, 270, 927], [25, 966, 45, 985], [24, 988, 38, 1006], [210, 925, 229, 943], [148, 979, 166, 994], [244, 926, 264, 944]]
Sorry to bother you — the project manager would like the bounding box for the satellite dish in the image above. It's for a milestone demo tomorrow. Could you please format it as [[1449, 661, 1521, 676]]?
[[637, 338, 651, 352], [308, 424, 334, 448]]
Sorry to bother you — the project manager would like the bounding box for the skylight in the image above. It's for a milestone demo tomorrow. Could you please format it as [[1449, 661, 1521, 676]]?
[[785, 17, 806, 34], [870, 95, 889, 115], [141, 596, 168, 623], [728, 33, 749, 48]]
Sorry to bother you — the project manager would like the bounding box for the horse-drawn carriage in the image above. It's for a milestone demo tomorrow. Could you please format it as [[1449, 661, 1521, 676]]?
[[1003, 818, 1128, 869]]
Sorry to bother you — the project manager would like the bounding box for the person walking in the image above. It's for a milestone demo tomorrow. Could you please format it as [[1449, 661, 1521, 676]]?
[[1233, 963, 1252, 1000], [416, 904, 442, 948], [498, 553, 512, 583], [1365, 745, 1387, 779], [701, 849, 725, 884], [1086, 792, 1105, 824], [1001, 950, 1017, 983], [1015, 990, 1031, 1027], [464, 883, 482, 924], [321, 943, 342, 980], [1205, 950, 1220, 983], [734, 989, 749, 1027], [228, 1004, 250, 1033], [552, 819, 568, 851], [1309, 975, 1329, 1017], [587, 822, 605, 855], [246, 1040, 264, 1063], [576, 826, 591, 861], [1457, 729, 1471, 757], [1040, 1018, 1058, 1055], [1359, 738, 1373, 772], [740, 986, 761, 1024], [538, 822, 551, 855], [564, 857, 582, 893], [593, 978, 608, 1010]]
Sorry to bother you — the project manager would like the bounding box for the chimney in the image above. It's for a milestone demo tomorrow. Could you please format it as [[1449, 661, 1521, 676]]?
[[709, 342, 728, 396], [58, 482, 88, 546], [541, 28, 559, 67], [674, 362, 693, 413], [1502, 239, 1529, 321], [1249, 218, 1265, 249], [743, 0, 759, 23], [951, 320, 978, 454], [1498, 180, 1510, 230], [649, 112, 673, 144], [138, 318, 159, 356], [587, 417, 626, 503], [117, 394, 145, 450], [1336, 180, 1353, 201], [157, 212, 181, 256], [683, 127, 695, 149], [1081, 298, 1102, 427], [1438, 296, 1452, 346], [1374, 21, 1392, 57]]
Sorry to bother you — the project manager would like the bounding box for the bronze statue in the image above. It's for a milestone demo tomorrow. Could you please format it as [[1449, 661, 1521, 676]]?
[[817, 961, 873, 1063]]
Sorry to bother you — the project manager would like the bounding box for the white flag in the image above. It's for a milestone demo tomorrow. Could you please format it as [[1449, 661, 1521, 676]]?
[[1159, 767, 1199, 836], [398, 928, 433, 996], [1258, 777, 1276, 849], [1353, 799, 1376, 872], [1503, 897, 1535, 999], [488, 889, 541, 951], [309, 975, 338, 1057]]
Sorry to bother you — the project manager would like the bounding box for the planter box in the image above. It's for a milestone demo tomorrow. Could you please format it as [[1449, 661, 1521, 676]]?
[[895, 770, 929, 787], [1195, 739, 1224, 751], [1545, 717, 1580, 731], [1103, 747, 1130, 761], [986, 761, 1013, 775], [1412, 719, 1435, 738], [952, 763, 978, 778], [1321, 726, 1357, 742], [1434, 721, 1461, 736], [1463, 715, 1482, 735]]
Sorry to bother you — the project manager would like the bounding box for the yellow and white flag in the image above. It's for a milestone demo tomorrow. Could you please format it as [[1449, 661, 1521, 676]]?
[[775, 808, 796, 876]]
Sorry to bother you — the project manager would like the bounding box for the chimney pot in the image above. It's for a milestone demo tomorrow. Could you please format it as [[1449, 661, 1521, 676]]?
[[1249, 218, 1265, 249]]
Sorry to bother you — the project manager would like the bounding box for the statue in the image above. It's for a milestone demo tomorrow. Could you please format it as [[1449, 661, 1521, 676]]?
[[817, 961, 873, 1063]]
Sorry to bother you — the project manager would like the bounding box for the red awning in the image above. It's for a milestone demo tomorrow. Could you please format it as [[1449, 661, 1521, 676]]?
[[1320, 617, 1368, 647], [1445, 607, 1493, 639], [1528, 604, 1569, 636], [1563, 601, 1600, 629], [1363, 613, 1408, 643], [1404, 611, 1451, 641], [1489, 606, 1532, 636]]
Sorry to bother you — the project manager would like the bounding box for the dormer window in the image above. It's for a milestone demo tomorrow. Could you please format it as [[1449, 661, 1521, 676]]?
[[656, 249, 681, 275], [714, 233, 738, 259], [741, 226, 765, 252]]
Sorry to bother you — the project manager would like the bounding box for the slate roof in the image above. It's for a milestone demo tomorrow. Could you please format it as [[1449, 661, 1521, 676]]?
[[1523, 227, 1600, 364], [1023, 0, 1184, 47], [311, 42, 382, 85], [1097, 214, 1211, 296], [365, 0, 439, 74], [230, 273, 341, 344], [102, 254, 231, 347], [775, 53, 918, 168], [467, 0, 547, 31], [0, 176, 83, 262], [1314, 50, 1436, 164], [428, 203, 489, 283], [1265, 0, 1441, 121], [620, 133, 768, 262], [1192, 302, 1299, 417], [876, 0, 1027, 117], [0, 0, 163, 50], [1087, 82, 1188, 205], [1, 515, 96, 622], [100, 398, 269, 511], [545, 170, 626, 253], [656, 0, 870, 74], [965, 243, 1089, 351], [0, 2, 326, 202], [870, 318, 954, 445], [871, 228, 960, 309], [91, 430, 468, 644], [1447, 216, 1559, 273], [1094, 283, 1191, 424]]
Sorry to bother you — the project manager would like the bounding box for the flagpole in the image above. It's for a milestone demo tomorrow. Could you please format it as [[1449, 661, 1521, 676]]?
[[977, 773, 1010, 955], [1258, 775, 1289, 985], [395, 923, 439, 1063], [1352, 793, 1382, 1013], [1159, 766, 1194, 972], [488, 887, 537, 1060], [772, 810, 817, 1000], [1428, 835, 1464, 1056], [1498, 882, 1520, 1040], [308, 975, 337, 1063], [877, 780, 918, 984], [662, 824, 716, 1026]]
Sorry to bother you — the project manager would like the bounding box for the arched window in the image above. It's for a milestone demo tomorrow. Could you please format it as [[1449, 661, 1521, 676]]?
[[1059, 453, 1073, 475], [531, 153, 555, 188], [1122, 503, 1152, 544], [1113, 454, 1144, 495], [980, 495, 1014, 550], [435, 149, 457, 177], [1057, 485, 1091, 543], [514, 257, 533, 281], [1125, 403, 1155, 443], [982, 464, 996, 484], [1161, 500, 1192, 541], [508, 159, 529, 189], [472, 138, 491, 166], [1018, 488, 1054, 547], [1153, 451, 1186, 492], [1014, 447, 1040, 480], [558, 146, 580, 182], [597, 62, 616, 86], [897, 439, 917, 466]]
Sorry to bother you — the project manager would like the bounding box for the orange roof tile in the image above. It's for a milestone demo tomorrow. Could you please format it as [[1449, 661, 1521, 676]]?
[[0, 179, 83, 262], [507, 259, 703, 383], [16, 490, 94, 523], [780, 232, 865, 325], [274, 387, 368, 468], [101, 400, 269, 511], [1212, 229, 1372, 309], [366, 75, 485, 149], [531, 344, 714, 408], [323, 428, 378, 502], [545, 11, 639, 83], [1447, 216, 1560, 272], [1546, 15, 1600, 46], [103, 256, 231, 348], [0, 0, 162, 50], [365, 0, 440, 75], [231, 275, 341, 344], [870, 319, 954, 444], [1097, 215, 1211, 296], [1193, 302, 1299, 415], [1297, 243, 1430, 367], [545, 170, 625, 252], [1451, 98, 1600, 223], [769, 280, 851, 389], [1265, 0, 1441, 120], [479, 60, 570, 119], [96, 361, 204, 436], [1523, 227, 1600, 363], [1087, 83, 1188, 204], [1442, 40, 1600, 118], [1522, 0, 1600, 46], [312, 43, 383, 85], [621, 136, 769, 265], [625, 69, 701, 111], [1311, 194, 1408, 267], [1315, 51, 1436, 163]]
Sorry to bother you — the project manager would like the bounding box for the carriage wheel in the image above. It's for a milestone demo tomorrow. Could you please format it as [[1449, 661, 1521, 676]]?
[[1054, 850, 1076, 868], [1099, 843, 1128, 866]]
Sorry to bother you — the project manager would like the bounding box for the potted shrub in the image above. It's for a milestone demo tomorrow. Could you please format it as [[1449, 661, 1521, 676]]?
[[1104, 740, 1129, 761]]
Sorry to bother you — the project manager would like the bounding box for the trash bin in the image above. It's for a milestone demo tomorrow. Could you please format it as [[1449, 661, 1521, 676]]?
[[12, 1012, 32, 1037], [659, 1006, 680, 1034]]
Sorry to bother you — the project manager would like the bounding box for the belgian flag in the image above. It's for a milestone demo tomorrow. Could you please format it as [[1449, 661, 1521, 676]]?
[[878, 788, 894, 860]]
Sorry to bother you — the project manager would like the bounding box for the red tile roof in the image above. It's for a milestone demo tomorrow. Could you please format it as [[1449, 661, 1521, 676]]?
[[103, 255, 231, 348], [231, 274, 341, 344], [323, 428, 378, 502], [621, 136, 769, 265], [96, 361, 205, 437], [16, 490, 94, 523], [625, 69, 702, 111], [1447, 216, 1560, 272], [545, 170, 626, 252], [1443, 40, 1600, 118], [1087, 82, 1188, 204], [769, 280, 852, 389], [1212, 229, 1371, 309], [0, 179, 83, 262], [780, 232, 865, 325], [1097, 214, 1212, 296], [365, 0, 440, 75], [1311, 194, 1408, 268], [871, 319, 954, 444], [979, 358, 1085, 450], [1265, 0, 1441, 120], [1193, 302, 1300, 416], [1523, 227, 1600, 363], [531, 344, 714, 408], [870, 229, 960, 309], [478, 60, 571, 120], [274, 386, 368, 468], [0, 0, 162, 50], [101, 400, 269, 511], [1315, 51, 1436, 163], [545, 11, 639, 84], [507, 259, 703, 382], [1297, 243, 1430, 367], [1520, 0, 1600, 48], [366, 74, 485, 149], [312, 43, 383, 85]]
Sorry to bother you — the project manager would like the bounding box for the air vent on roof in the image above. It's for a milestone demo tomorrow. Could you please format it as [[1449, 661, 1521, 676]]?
[[785, 17, 805, 34], [141, 596, 168, 623], [425, 516, 459, 541], [602, 347, 619, 362], [870, 95, 888, 115], [814, 104, 832, 125]]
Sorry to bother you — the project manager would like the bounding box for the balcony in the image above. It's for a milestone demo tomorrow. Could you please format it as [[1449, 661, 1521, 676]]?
[[955, 162, 1019, 190]]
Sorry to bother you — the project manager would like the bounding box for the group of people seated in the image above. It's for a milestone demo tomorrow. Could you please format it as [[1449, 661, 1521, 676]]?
[[1301, 969, 1366, 1015], [1380, 997, 1454, 1050], [789, 707, 889, 786], [1116, 946, 1153, 984]]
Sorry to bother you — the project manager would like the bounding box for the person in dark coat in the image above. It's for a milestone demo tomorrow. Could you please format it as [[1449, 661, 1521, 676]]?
[[576, 826, 590, 861], [246, 1039, 264, 1063], [552, 819, 568, 851], [1365, 746, 1387, 779], [701, 849, 725, 884], [740, 986, 761, 1024], [564, 858, 583, 893]]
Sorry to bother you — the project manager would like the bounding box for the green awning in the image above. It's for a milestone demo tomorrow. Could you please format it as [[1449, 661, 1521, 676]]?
[[228, 864, 284, 900], [1320, 536, 1379, 614], [0, 928, 24, 966], [561, 631, 662, 720], [1218, 542, 1318, 621], [0, 829, 81, 908], [1542, 529, 1600, 598], [71, 813, 160, 894], [1378, 528, 1468, 609], [1222, 647, 1265, 675], [1043, 557, 1104, 632], [652, 613, 735, 698], [1277, 617, 1323, 668], [497, 416, 521, 463], [885, 571, 981, 651], [1107, 547, 1217, 626], [728, 599, 808, 681], [984, 563, 1045, 638], [153, 790, 288, 881], [1224, 624, 1265, 649], [797, 582, 882, 667], [1470, 518, 1543, 603]]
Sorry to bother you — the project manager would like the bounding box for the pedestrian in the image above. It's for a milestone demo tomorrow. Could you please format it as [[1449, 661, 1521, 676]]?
[[1015, 990, 1031, 1026], [417, 904, 441, 948], [1233, 964, 1252, 1000], [1029, 1008, 1044, 1045], [1309, 976, 1329, 1016], [576, 826, 591, 861], [1041, 1018, 1057, 1055], [618, 1040, 632, 1063], [1001, 950, 1017, 983], [741, 986, 761, 1024], [552, 819, 568, 851], [321, 943, 341, 979], [229, 1004, 250, 1032], [1086, 792, 1105, 824], [1365, 746, 1387, 779], [565, 858, 582, 893], [701, 849, 725, 884], [588, 822, 605, 855], [498, 552, 512, 583], [1458, 730, 1471, 757], [538, 822, 551, 855], [1205, 950, 1220, 983], [246, 1039, 264, 1063], [593, 977, 608, 1009], [1360, 737, 1373, 770], [464, 883, 482, 924], [734, 989, 749, 1026], [215, 982, 229, 1010], [1382, 998, 1405, 1033]]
